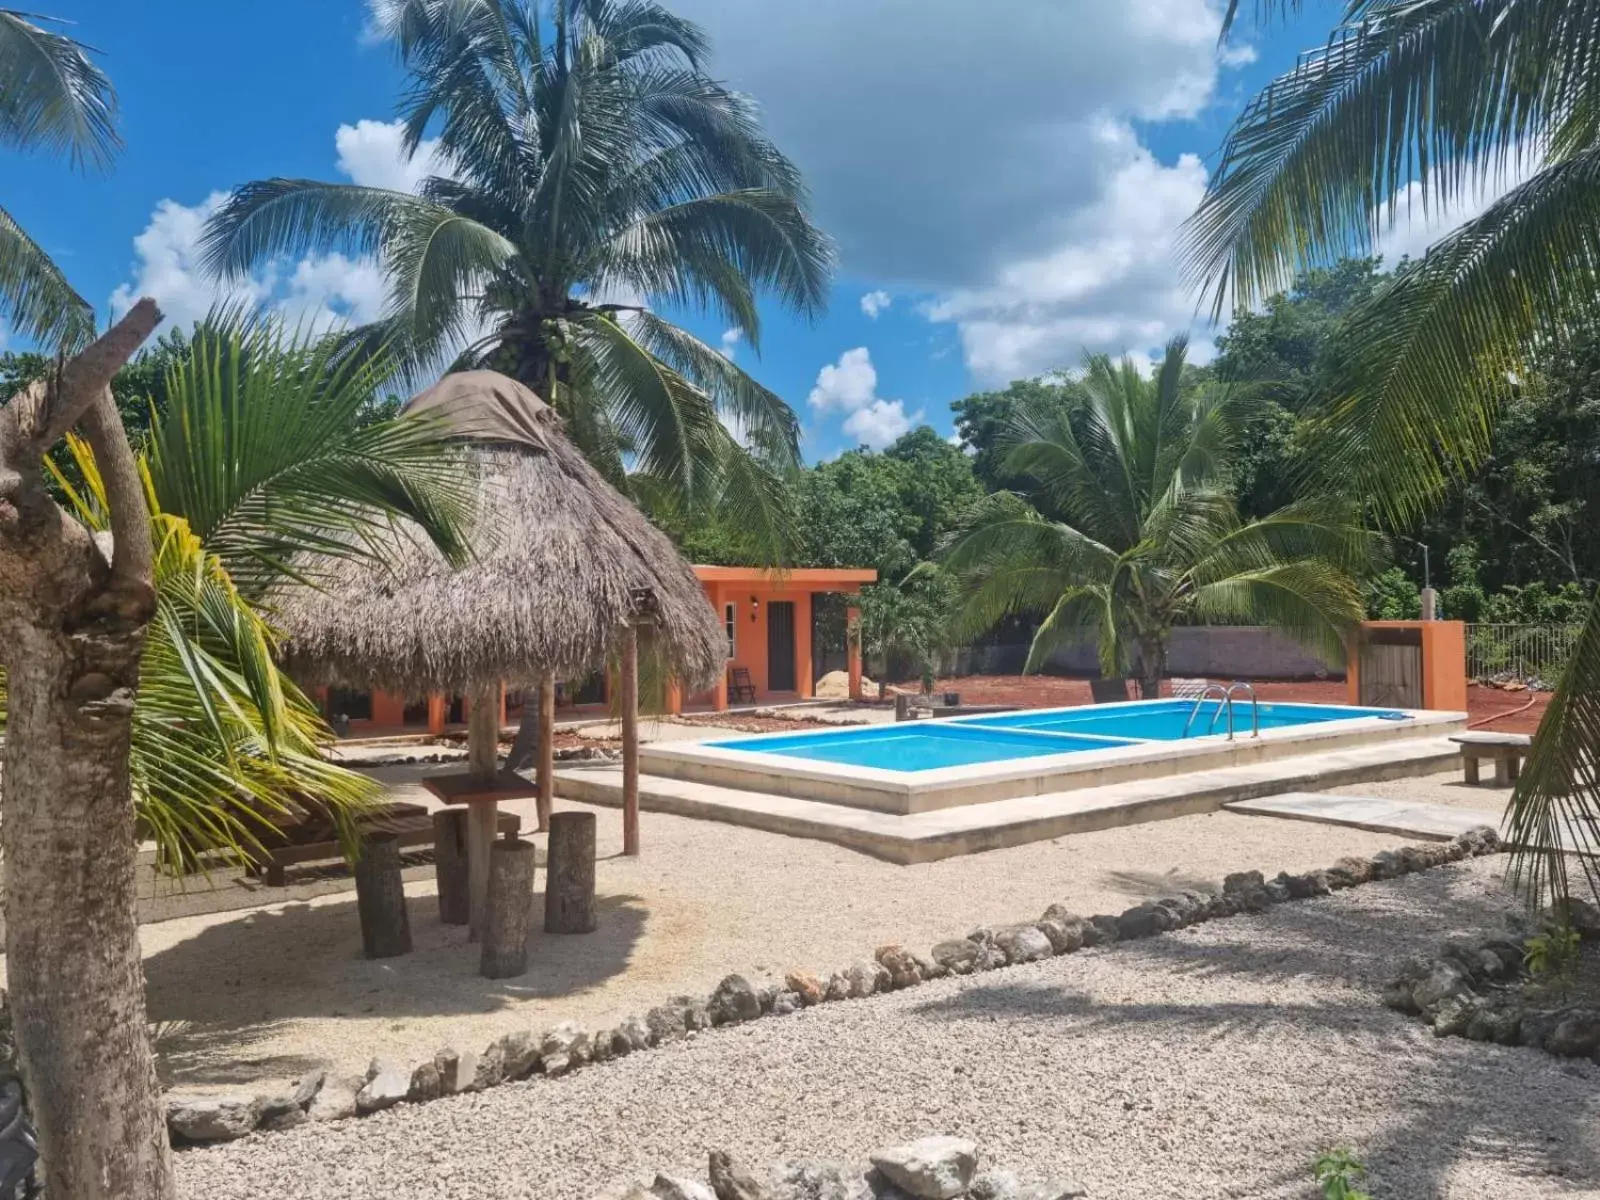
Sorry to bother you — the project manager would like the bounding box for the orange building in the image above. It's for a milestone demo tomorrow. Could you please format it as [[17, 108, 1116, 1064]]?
[[323, 565, 876, 734]]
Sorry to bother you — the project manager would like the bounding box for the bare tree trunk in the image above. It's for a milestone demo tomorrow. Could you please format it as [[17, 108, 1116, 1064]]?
[[0, 301, 173, 1199], [1137, 634, 1168, 700]]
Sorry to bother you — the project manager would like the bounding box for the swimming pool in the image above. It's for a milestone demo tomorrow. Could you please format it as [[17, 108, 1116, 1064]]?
[[640, 697, 1465, 816], [709, 699, 1404, 772]]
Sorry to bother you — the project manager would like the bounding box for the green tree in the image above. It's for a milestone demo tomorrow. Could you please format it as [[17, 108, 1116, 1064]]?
[[882, 425, 984, 559], [794, 449, 918, 578], [944, 338, 1370, 698], [952, 376, 1088, 493], [1186, 0, 1600, 908], [0, 10, 115, 350], [201, 0, 831, 548]]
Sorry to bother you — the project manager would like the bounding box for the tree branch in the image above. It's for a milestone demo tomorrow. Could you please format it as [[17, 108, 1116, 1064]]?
[[80, 386, 153, 602]]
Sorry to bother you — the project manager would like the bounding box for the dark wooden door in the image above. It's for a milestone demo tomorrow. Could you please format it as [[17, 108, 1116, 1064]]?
[[1359, 642, 1423, 707], [767, 601, 797, 691]]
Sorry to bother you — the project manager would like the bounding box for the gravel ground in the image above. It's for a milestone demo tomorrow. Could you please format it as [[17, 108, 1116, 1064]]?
[[107, 782, 1501, 1096], [174, 856, 1600, 1200]]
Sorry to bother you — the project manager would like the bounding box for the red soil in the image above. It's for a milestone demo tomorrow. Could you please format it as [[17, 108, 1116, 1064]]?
[[917, 674, 1551, 735]]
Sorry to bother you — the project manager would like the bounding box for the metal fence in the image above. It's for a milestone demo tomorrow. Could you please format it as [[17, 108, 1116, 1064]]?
[[1466, 623, 1583, 686]]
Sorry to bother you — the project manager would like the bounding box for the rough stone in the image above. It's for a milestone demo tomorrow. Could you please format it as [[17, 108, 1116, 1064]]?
[[771, 990, 804, 1017], [618, 1014, 655, 1051], [1223, 870, 1265, 895], [166, 1095, 261, 1143], [1323, 864, 1360, 890], [770, 1159, 867, 1200], [824, 973, 852, 1002], [539, 1022, 592, 1077], [868, 1137, 979, 1200], [993, 924, 1054, 964], [306, 1073, 361, 1122], [258, 1106, 308, 1132], [407, 1060, 443, 1103], [1431, 994, 1479, 1037], [758, 984, 781, 1014], [1545, 1011, 1600, 1058], [1281, 871, 1331, 899], [785, 971, 826, 1005], [967, 1169, 1021, 1200], [257, 1068, 324, 1128], [1368, 850, 1404, 880], [930, 940, 979, 975], [1026, 1181, 1088, 1200], [653, 1172, 718, 1200], [1115, 903, 1171, 941], [709, 975, 763, 1025], [1552, 896, 1600, 938], [495, 1029, 544, 1080], [1412, 960, 1474, 1012], [670, 994, 715, 1032], [1262, 879, 1291, 904], [356, 1060, 412, 1114], [912, 950, 948, 981], [1038, 906, 1087, 953], [1466, 1003, 1523, 1045], [875, 945, 925, 990], [1518, 1008, 1564, 1050], [710, 1149, 770, 1200], [1085, 915, 1120, 945], [647, 1004, 689, 1044], [844, 960, 892, 998], [591, 1030, 617, 1063]]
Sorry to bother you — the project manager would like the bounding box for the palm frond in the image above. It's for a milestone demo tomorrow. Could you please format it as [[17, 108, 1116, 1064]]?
[[0, 9, 119, 167], [0, 200, 95, 349]]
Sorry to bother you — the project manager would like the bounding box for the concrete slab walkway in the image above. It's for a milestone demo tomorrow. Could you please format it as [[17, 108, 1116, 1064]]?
[[1226, 792, 1504, 841]]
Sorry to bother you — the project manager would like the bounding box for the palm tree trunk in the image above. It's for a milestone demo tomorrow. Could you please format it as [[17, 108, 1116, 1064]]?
[[0, 300, 171, 1200], [3, 626, 172, 1199], [1137, 634, 1168, 699]]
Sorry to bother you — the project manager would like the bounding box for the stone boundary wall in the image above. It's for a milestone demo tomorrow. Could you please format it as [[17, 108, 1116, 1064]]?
[[957, 626, 1341, 681], [165, 828, 1503, 1146]]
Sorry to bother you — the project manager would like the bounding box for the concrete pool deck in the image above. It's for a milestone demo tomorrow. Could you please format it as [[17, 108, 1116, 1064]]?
[[557, 732, 1464, 862]]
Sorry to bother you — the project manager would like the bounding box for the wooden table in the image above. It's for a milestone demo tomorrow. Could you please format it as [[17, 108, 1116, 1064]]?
[[1450, 732, 1533, 786], [423, 770, 539, 938]]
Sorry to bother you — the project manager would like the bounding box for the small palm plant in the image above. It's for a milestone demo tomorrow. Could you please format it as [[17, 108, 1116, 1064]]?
[[1184, 0, 1600, 909], [200, 0, 832, 553], [943, 338, 1371, 698]]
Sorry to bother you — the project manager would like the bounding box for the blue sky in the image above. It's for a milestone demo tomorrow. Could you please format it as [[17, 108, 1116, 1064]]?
[[10, 0, 1460, 462]]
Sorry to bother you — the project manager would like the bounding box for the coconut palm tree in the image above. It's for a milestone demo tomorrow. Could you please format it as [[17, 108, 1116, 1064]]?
[[200, 0, 832, 548], [944, 338, 1371, 699], [0, 9, 114, 348], [1183, 0, 1600, 907]]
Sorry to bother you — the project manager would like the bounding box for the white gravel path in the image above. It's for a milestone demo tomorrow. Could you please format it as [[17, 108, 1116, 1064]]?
[[127, 793, 1482, 1094], [175, 857, 1600, 1200]]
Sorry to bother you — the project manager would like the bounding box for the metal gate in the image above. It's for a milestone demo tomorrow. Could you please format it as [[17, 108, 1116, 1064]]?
[[1359, 632, 1423, 708]]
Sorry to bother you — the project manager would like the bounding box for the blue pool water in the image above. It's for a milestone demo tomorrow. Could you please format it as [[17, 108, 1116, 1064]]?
[[708, 699, 1407, 773]]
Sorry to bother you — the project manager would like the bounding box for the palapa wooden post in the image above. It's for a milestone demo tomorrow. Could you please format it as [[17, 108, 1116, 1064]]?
[[465, 678, 502, 940], [432, 809, 470, 925], [621, 624, 640, 856], [537, 672, 556, 832], [544, 811, 597, 933], [354, 832, 412, 959], [480, 838, 536, 978]]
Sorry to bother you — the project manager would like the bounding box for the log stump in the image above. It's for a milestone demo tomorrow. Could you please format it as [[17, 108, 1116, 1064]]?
[[433, 809, 470, 925], [354, 832, 412, 959], [480, 838, 536, 979], [544, 811, 597, 934]]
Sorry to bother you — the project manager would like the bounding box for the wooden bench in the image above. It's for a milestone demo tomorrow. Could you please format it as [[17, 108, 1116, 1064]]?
[[247, 800, 521, 887], [1450, 732, 1533, 786]]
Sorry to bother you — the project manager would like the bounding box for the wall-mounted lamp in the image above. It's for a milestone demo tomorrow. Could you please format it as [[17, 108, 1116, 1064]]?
[[750, 594, 760, 623]]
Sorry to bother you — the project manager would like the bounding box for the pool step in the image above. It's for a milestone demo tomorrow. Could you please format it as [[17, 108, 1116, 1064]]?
[[555, 735, 1463, 864]]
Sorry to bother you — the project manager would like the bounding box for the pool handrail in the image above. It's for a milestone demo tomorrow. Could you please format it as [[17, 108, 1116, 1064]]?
[[1182, 684, 1231, 739], [1224, 682, 1261, 739]]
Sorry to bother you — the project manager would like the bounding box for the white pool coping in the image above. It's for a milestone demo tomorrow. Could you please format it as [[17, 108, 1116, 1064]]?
[[639, 702, 1469, 815]]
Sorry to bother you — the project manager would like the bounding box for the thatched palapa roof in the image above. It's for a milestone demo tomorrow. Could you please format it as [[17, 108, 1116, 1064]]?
[[271, 370, 724, 696]]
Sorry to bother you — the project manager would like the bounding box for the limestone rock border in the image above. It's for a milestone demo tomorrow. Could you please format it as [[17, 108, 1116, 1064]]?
[[166, 825, 1504, 1145]]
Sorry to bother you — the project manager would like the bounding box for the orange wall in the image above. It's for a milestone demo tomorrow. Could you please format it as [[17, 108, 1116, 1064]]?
[[705, 581, 814, 702], [1345, 620, 1468, 711]]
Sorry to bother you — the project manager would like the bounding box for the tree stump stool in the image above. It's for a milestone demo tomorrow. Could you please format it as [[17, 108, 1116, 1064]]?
[[545, 811, 597, 934], [354, 832, 412, 959], [433, 809, 470, 925], [480, 838, 536, 979]]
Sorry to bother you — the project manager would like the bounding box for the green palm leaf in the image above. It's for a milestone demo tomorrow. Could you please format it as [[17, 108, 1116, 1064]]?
[[0, 9, 118, 167], [0, 200, 95, 348]]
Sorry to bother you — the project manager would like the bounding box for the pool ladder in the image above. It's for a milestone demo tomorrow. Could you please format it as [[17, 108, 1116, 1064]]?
[[1181, 682, 1260, 741]]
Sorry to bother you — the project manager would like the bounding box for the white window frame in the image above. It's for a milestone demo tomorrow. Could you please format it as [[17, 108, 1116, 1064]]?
[[723, 602, 737, 662]]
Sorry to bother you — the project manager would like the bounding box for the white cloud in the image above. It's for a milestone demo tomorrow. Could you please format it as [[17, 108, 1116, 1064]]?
[[719, 327, 742, 360], [1375, 153, 1537, 265], [807, 346, 920, 448], [334, 118, 447, 192], [109, 118, 450, 337], [666, 0, 1251, 383], [860, 289, 892, 319], [925, 132, 1210, 383], [844, 399, 916, 447]]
